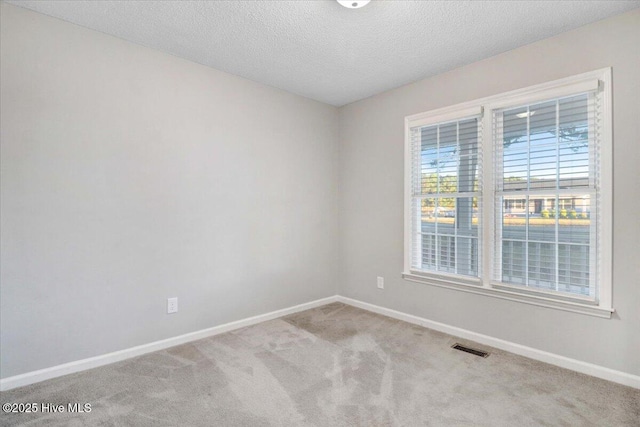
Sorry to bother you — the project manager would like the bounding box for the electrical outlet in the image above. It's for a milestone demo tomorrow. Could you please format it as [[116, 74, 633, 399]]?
[[167, 297, 178, 314], [377, 276, 384, 289]]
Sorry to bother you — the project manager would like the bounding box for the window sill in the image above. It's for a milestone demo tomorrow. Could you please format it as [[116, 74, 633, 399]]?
[[401, 272, 614, 318]]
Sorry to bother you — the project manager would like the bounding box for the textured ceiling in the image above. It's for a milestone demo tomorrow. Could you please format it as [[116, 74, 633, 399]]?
[[6, 0, 640, 106]]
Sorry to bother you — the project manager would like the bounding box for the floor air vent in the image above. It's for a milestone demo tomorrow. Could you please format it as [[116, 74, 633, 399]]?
[[452, 343, 489, 358]]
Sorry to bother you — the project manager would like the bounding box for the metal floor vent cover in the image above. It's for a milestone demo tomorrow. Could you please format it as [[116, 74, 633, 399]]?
[[452, 343, 490, 358]]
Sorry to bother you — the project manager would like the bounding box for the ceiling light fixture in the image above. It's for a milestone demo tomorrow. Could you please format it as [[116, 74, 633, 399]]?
[[337, 0, 371, 9]]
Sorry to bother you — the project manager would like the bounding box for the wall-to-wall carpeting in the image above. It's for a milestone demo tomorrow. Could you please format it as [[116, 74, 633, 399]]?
[[1, 303, 638, 426]]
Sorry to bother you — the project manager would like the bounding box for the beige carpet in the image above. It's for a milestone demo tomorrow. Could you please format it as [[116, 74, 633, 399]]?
[[1, 302, 638, 426]]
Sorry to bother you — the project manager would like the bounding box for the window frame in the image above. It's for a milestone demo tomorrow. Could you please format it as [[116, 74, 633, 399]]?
[[403, 68, 613, 318]]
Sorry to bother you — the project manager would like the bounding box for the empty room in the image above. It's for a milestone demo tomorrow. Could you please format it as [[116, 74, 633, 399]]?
[[1, 0, 639, 425]]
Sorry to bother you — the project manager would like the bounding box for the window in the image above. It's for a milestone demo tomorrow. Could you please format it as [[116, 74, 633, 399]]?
[[404, 69, 612, 317], [408, 113, 481, 281]]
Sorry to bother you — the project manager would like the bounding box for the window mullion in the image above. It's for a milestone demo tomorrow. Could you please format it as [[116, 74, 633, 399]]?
[[485, 110, 498, 288]]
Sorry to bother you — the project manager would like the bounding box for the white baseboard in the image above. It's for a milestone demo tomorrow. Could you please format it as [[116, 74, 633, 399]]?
[[3, 294, 638, 391], [336, 296, 640, 389], [0, 295, 339, 391]]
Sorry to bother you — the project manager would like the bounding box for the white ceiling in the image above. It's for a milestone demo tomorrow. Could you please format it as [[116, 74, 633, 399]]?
[[7, 0, 640, 106]]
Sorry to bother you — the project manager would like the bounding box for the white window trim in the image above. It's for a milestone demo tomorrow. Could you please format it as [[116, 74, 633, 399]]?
[[403, 68, 613, 318]]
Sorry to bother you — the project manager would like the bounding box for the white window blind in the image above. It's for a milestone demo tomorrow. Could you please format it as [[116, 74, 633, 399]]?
[[409, 114, 482, 279], [492, 91, 600, 299]]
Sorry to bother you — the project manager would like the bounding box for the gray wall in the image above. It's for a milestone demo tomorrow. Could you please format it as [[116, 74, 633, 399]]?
[[0, 3, 339, 378], [338, 9, 640, 376]]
